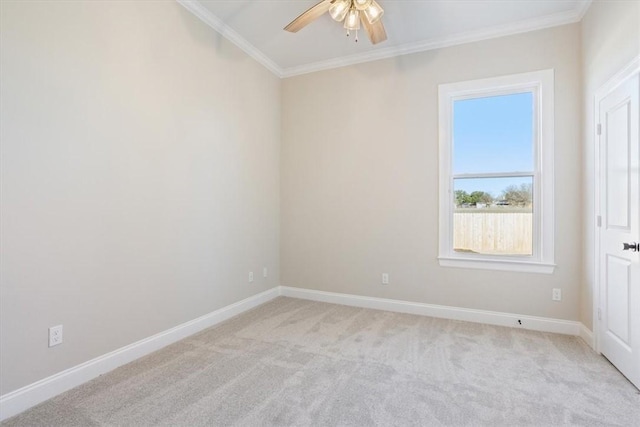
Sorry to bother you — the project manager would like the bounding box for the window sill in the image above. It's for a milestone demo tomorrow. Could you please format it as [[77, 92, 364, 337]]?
[[438, 256, 555, 274]]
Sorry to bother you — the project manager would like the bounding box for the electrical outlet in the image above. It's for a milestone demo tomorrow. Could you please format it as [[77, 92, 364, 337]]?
[[249, 272, 254, 283], [382, 273, 389, 285], [552, 288, 562, 301], [49, 325, 63, 347], [263, 267, 268, 278]]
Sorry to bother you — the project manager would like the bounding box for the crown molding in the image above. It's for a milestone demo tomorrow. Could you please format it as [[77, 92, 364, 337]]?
[[176, 0, 284, 78], [281, 1, 592, 77], [576, 0, 594, 20], [178, 0, 592, 80]]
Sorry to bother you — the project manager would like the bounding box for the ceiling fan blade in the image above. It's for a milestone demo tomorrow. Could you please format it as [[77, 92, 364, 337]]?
[[284, 0, 333, 33], [361, 17, 387, 45]]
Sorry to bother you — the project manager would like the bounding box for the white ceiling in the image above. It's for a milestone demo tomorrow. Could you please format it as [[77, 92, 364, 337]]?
[[178, 0, 592, 77]]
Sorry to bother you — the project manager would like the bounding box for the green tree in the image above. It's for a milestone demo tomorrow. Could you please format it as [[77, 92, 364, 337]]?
[[469, 191, 493, 205], [455, 190, 493, 206], [454, 190, 469, 206]]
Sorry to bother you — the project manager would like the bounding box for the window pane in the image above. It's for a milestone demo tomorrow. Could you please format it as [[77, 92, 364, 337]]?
[[453, 92, 533, 174], [453, 177, 533, 256]]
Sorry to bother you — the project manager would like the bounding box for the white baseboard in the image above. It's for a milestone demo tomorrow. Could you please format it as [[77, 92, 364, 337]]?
[[0, 287, 280, 422], [280, 286, 583, 336], [579, 323, 595, 349], [1, 285, 593, 421]]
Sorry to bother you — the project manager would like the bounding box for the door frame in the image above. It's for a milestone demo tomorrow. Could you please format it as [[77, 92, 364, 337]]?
[[593, 55, 640, 353]]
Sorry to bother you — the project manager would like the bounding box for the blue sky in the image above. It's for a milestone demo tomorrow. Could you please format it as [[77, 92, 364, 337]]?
[[453, 92, 534, 198]]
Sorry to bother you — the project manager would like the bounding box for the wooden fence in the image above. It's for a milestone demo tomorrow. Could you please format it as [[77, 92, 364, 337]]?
[[453, 212, 532, 255]]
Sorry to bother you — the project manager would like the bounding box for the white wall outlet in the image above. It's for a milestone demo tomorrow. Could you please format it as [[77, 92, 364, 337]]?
[[49, 325, 63, 347], [552, 288, 562, 301], [382, 273, 389, 285], [249, 272, 254, 283], [263, 267, 268, 278]]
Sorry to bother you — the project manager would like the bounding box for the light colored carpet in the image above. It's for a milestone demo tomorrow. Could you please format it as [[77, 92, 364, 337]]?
[[3, 297, 640, 426]]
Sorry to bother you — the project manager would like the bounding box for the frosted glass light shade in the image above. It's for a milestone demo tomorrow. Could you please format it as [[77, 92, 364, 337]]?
[[364, 0, 384, 24], [344, 8, 360, 30], [329, 0, 350, 22]]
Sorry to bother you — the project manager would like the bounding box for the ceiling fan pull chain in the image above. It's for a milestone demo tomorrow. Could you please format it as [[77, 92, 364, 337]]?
[[355, 29, 359, 42]]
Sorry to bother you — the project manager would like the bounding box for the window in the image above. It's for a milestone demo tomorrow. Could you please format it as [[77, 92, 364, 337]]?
[[438, 70, 555, 273]]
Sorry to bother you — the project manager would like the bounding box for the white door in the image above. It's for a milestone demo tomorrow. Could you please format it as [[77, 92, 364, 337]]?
[[598, 71, 640, 389]]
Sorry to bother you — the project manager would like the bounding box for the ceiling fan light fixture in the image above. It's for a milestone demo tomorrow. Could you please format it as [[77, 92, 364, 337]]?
[[364, 0, 384, 24], [344, 7, 360, 30], [329, 0, 351, 22], [283, 0, 387, 45]]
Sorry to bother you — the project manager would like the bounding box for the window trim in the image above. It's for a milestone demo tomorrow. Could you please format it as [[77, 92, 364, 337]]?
[[438, 70, 555, 274]]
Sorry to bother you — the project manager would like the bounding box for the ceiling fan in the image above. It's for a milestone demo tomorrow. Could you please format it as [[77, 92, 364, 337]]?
[[284, 0, 387, 45]]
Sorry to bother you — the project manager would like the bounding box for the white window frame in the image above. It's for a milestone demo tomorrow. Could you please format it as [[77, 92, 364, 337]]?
[[438, 70, 555, 274]]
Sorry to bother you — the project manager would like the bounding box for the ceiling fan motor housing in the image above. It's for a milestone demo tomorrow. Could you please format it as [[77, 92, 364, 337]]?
[[354, 0, 373, 11]]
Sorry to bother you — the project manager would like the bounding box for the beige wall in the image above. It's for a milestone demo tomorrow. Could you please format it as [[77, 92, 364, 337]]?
[[0, 1, 280, 394], [580, 0, 640, 330], [4, 0, 633, 400], [281, 24, 582, 320]]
